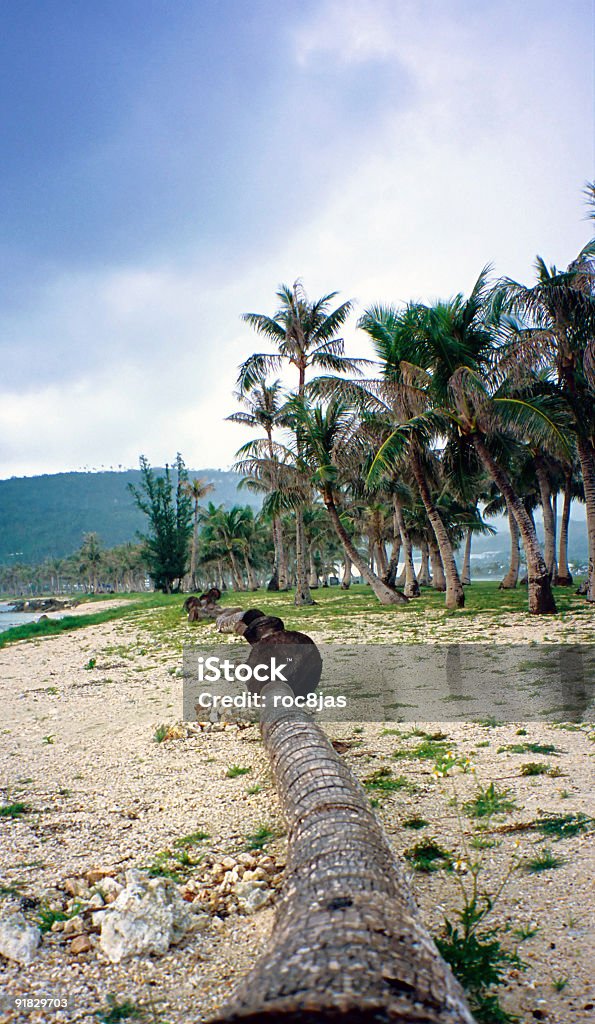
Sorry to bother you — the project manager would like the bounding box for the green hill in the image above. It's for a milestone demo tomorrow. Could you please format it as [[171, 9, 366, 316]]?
[[0, 469, 259, 565]]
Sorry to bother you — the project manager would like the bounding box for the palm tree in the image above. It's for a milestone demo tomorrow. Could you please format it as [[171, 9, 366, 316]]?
[[288, 398, 408, 605], [184, 477, 214, 590], [497, 224, 595, 600], [238, 281, 361, 605], [228, 379, 288, 589]]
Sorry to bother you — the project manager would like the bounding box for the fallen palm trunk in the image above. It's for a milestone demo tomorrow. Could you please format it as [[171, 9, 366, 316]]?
[[211, 682, 475, 1024]]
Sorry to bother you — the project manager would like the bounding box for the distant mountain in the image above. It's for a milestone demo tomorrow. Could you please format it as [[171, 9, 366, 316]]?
[[0, 469, 260, 565]]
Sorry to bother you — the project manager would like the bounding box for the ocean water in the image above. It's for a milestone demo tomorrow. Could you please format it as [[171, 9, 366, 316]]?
[[0, 603, 62, 633]]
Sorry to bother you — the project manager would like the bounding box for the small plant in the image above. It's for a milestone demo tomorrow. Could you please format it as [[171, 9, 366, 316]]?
[[394, 738, 450, 761], [363, 767, 411, 794], [519, 762, 551, 776], [464, 783, 516, 819], [512, 923, 538, 941], [226, 765, 251, 778], [145, 853, 182, 883], [37, 902, 81, 934], [515, 728, 527, 736], [402, 815, 428, 830], [246, 784, 262, 795], [478, 716, 502, 728], [524, 846, 564, 873], [551, 976, 569, 992], [96, 995, 143, 1023], [535, 812, 592, 841], [0, 802, 29, 818], [84, 658, 97, 670], [498, 742, 558, 755], [404, 839, 453, 872], [42, 735, 54, 745], [174, 830, 209, 847], [246, 825, 274, 851]]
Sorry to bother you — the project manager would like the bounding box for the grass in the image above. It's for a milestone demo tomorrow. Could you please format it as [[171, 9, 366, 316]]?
[[363, 767, 412, 794], [173, 830, 209, 847], [534, 812, 592, 840], [226, 765, 251, 778], [0, 802, 29, 818], [393, 738, 451, 761], [405, 839, 453, 872], [519, 761, 552, 776], [96, 996, 143, 1023], [463, 783, 516, 819], [498, 742, 559, 755], [37, 901, 81, 934], [245, 825, 275, 851], [524, 847, 564, 873], [402, 815, 429, 830]]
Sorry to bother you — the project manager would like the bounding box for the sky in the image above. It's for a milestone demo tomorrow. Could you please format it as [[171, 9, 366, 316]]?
[[0, 0, 593, 479]]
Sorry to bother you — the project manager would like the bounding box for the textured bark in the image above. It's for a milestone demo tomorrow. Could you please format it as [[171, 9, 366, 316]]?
[[376, 542, 389, 578], [243, 554, 259, 591], [411, 450, 464, 609], [309, 551, 320, 589], [274, 516, 289, 591], [576, 437, 595, 602], [500, 508, 520, 589], [472, 435, 556, 614], [324, 496, 408, 605], [212, 685, 476, 1024], [461, 529, 472, 586], [294, 510, 314, 606], [341, 554, 352, 589], [229, 550, 245, 591], [429, 541, 446, 592], [418, 540, 432, 586], [554, 474, 573, 586], [535, 459, 556, 578]]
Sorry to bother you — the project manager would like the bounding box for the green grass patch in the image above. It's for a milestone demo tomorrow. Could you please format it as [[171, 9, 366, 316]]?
[[0, 802, 29, 818], [534, 812, 592, 840], [498, 742, 559, 755], [404, 839, 453, 872], [245, 825, 275, 851], [519, 762, 552, 776], [226, 765, 251, 778], [363, 767, 412, 794], [402, 816, 429, 830], [463, 783, 516, 819], [524, 847, 564, 873]]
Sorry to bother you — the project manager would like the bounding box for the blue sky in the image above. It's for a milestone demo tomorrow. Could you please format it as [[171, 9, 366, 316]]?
[[0, 0, 593, 477]]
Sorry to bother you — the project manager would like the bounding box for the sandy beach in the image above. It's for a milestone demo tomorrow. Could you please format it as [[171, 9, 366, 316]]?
[[0, 606, 593, 1023]]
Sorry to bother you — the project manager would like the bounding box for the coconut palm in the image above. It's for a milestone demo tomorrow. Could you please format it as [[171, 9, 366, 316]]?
[[184, 477, 214, 590], [238, 281, 361, 605], [287, 397, 408, 605], [228, 379, 288, 589], [497, 225, 595, 600]]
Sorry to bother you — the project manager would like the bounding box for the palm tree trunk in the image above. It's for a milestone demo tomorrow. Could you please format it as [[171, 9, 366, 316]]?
[[418, 539, 431, 585], [375, 542, 389, 578], [243, 553, 258, 591], [535, 459, 556, 577], [308, 550, 319, 588], [341, 553, 352, 589], [555, 473, 573, 586], [411, 449, 464, 609], [472, 435, 556, 613], [324, 495, 408, 604], [429, 541, 446, 591], [294, 509, 314, 606], [213, 684, 475, 1024], [228, 550, 245, 591], [274, 516, 289, 590], [576, 437, 595, 602], [190, 502, 199, 590], [461, 529, 472, 586], [500, 507, 520, 589]]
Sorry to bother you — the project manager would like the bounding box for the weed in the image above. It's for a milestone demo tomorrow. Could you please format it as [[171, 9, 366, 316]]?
[[515, 728, 527, 736], [226, 765, 251, 778], [246, 784, 262, 795], [363, 767, 411, 794], [512, 924, 538, 941], [534, 812, 592, 841], [498, 742, 558, 755], [145, 853, 183, 883], [96, 996, 143, 1023], [551, 976, 569, 992], [245, 825, 274, 851], [42, 735, 54, 745], [174, 831, 209, 847], [404, 839, 453, 872], [37, 902, 81, 934], [393, 739, 450, 761], [0, 802, 29, 818], [519, 762, 551, 776], [402, 816, 428, 830], [464, 783, 516, 819], [84, 658, 97, 670], [524, 847, 564, 873]]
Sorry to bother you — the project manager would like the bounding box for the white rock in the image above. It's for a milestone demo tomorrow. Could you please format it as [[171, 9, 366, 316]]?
[[232, 880, 272, 915], [0, 910, 41, 964], [99, 874, 192, 963]]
